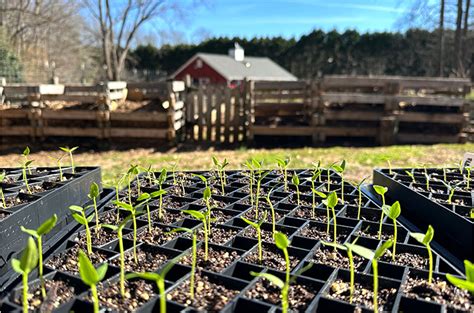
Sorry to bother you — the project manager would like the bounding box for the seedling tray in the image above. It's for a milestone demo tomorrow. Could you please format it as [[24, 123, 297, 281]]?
[[0, 167, 102, 286], [373, 168, 473, 263], [1, 169, 471, 312]]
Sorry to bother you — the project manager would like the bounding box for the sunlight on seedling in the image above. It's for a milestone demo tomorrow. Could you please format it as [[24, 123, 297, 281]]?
[[11, 237, 38, 313], [183, 209, 209, 261], [346, 239, 393, 312], [446, 260, 474, 295], [276, 157, 291, 192], [21, 214, 57, 299], [382, 201, 401, 260], [332, 160, 346, 203], [253, 159, 269, 218], [48, 154, 65, 181], [113, 201, 141, 263], [323, 192, 338, 246], [212, 156, 229, 195], [69, 205, 94, 256], [137, 190, 166, 231], [373, 185, 388, 240], [78, 250, 108, 313], [88, 182, 100, 237], [309, 170, 326, 219], [312, 161, 322, 183], [265, 188, 277, 234], [409, 225, 435, 284], [22, 146, 32, 175], [405, 170, 416, 184], [241, 211, 267, 263], [20, 159, 33, 194], [59, 146, 78, 174], [0, 171, 6, 208], [292, 171, 301, 205], [243, 159, 255, 205], [355, 177, 368, 220]]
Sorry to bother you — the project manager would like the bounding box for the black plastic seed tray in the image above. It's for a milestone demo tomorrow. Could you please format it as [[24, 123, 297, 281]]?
[[373, 167, 473, 264], [1, 169, 471, 312], [0, 167, 102, 284]]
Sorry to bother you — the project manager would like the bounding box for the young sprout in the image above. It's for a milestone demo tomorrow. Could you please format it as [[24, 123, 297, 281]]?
[[409, 225, 434, 283], [168, 162, 178, 186], [202, 186, 214, 236], [127, 164, 141, 196], [326, 161, 337, 192], [22, 146, 32, 175], [355, 177, 368, 219], [88, 182, 100, 237], [276, 157, 291, 192], [323, 192, 338, 245], [11, 237, 38, 313], [385, 157, 393, 176], [69, 205, 94, 255], [312, 161, 322, 183], [464, 166, 471, 190], [332, 160, 346, 203], [137, 190, 167, 231], [212, 156, 229, 195], [20, 159, 33, 194], [113, 201, 141, 263], [241, 211, 267, 263], [309, 170, 326, 218], [20, 214, 57, 298], [250, 232, 312, 313], [102, 216, 131, 298], [446, 260, 474, 295], [373, 185, 388, 240], [111, 174, 125, 223], [265, 188, 277, 234], [346, 239, 394, 312], [382, 201, 401, 260], [154, 168, 168, 219], [183, 209, 209, 261], [125, 258, 179, 313], [405, 170, 416, 183], [292, 171, 301, 205], [48, 154, 65, 181], [167, 228, 197, 299], [254, 170, 270, 218], [439, 180, 460, 204], [78, 250, 108, 313], [243, 159, 255, 205], [0, 171, 6, 208], [424, 172, 430, 191], [192, 173, 208, 187], [59, 146, 78, 174]]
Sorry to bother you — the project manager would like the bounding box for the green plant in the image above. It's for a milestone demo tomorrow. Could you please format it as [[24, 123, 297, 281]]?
[[382, 201, 401, 260], [385, 157, 393, 175], [373, 185, 388, 240], [88, 182, 100, 237], [22, 146, 32, 175], [326, 161, 337, 192], [323, 192, 338, 245], [20, 214, 57, 298], [78, 250, 108, 313], [355, 177, 368, 219], [439, 180, 460, 204], [155, 168, 168, 220], [332, 160, 346, 203], [168, 162, 178, 186], [309, 170, 326, 219], [409, 225, 434, 283], [113, 201, 141, 263], [346, 239, 393, 312], [167, 227, 197, 299], [464, 167, 471, 190], [11, 237, 38, 313], [276, 157, 291, 192], [127, 164, 141, 197], [424, 172, 430, 190], [243, 159, 255, 205], [102, 216, 131, 298], [241, 211, 267, 263], [192, 173, 208, 187], [405, 170, 416, 183], [20, 159, 33, 194], [69, 205, 94, 255], [59, 146, 79, 174], [111, 174, 125, 223], [312, 161, 322, 183], [125, 258, 179, 313], [253, 160, 269, 218], [265, 188, 277, 234], [183, 209, 209, 261], [48, 154, 65, 181], [292, 171, 301, 205], [137, 190, 167, 231], [0, 171, 6, 208], [446, 260, 474, 295], [212, 156, 229, 195]]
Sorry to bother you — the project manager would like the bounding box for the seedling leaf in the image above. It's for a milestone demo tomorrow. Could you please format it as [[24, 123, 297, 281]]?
[[251, 272, 284, 289], [274, 232, 289, 250]]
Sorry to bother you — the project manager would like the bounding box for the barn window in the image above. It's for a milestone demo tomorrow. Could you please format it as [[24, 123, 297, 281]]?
[[195, 59, 203, 68]]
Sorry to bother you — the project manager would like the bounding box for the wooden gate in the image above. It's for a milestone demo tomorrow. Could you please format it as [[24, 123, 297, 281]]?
[[185, 84, 247, 144]]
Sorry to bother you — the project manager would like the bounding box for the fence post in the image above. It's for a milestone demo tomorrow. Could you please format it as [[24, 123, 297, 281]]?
[[246, 80, 255, 144], [379, 82, 400, 146]]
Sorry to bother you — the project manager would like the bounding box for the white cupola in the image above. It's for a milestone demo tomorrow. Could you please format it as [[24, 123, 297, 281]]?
[[228, 42, 245, 62]]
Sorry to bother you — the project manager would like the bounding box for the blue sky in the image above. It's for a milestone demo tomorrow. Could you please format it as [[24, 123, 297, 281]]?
[[166, 0, 414, 43]]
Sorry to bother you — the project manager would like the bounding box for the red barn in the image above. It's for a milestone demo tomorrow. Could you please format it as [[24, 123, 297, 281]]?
[[171, 43, 297, 87]]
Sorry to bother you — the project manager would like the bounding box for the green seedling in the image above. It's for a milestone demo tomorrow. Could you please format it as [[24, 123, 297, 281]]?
[[152, 168, 168, 220], [22, 146, 32, 175], [111, 174, 126, 223], [373, 185, 388, 240], [446, 260, 474, 295], [405, 170, 416, 183], [0, 171, 6, 208], [167, 228, 197, 299], [48, 154, 65, 181], [20, 159, 33, 194], [69, 205, 94, 255], [12, 237, 38, 313], [78, 250, 108, 313], [20, 214, 57, 298], [459, 160, 463, 175], [243, 159, 255, 205], [113, 200, 142, 263], [255, 170, 270, 218], [385, 157, 393, 175], [192, 173, 208, 187], [382, 201, 401, 260], [250, 232, 312, 313], [326, 161, 337, 192], [276, 157, 291, 192], [127, 164, 141, 198], [346, 239, 394, 312], [312, 161, 322, 183], [265, 188, 277, 234], [309, 170, 326, 218], [202, 186, 214, 236], [332, 160, 346, 203], [183, 209, 209, 261], [139, 164, 155, 187], [102, 216, 132, 298], [464, 167, 471, 190], [212, 156, 229, 195], [241, 211, 267, 263], [355, 177, 368, 219], [137, 190, 167, 231], [410, 225, 434, 283], [424, 172, 430, 191], [59, 146, 78, 174], [292, 171, 301, 205], [470, 209, 474, 219], [88, 182, 100, 237], [439, 180, 461, 205], [126, 257, 179, 313], [168, 162, 178, 186], [323, 192, 338, 245]]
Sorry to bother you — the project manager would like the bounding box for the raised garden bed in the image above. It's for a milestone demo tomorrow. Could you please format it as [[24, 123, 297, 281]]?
[[373, 167, 473, 264], [0, 166, 471, 312]]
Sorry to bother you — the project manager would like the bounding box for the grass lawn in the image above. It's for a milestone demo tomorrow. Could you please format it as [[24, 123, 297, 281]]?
[[0, 143, 472, 186]]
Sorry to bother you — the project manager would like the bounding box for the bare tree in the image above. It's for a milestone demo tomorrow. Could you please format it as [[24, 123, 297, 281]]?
[[83, 0, 177, 81], [438, 0, 445, 76]]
